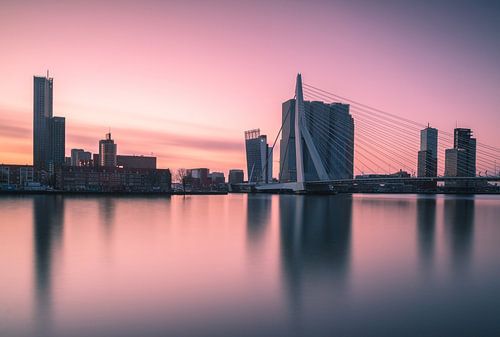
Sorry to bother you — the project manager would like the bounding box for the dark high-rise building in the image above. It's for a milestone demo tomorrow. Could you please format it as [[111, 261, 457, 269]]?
[[279, 99, 354, 182], [49, 117, 66, 170], [99, 133, 117, 167], [33, 73, 66, 172], [417, 126, 438, 177], [33, 74, 53, 170], [228, 169, 244, 184], [245, 129, 272, 183], [445, 128, 476, 177]]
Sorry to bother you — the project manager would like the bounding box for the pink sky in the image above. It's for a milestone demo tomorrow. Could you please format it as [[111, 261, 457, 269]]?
[[1, 0, 499, 176]]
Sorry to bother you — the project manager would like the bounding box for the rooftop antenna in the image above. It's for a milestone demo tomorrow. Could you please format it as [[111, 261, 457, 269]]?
[[46, 69, 49, 78]]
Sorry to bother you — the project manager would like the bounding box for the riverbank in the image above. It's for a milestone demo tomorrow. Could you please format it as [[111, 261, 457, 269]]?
[[0, 190, 228, 196]]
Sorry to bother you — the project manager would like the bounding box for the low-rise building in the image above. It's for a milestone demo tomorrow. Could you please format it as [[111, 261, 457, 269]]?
[[117, 155, 156, 169], [186, 168, 210, 189], [228, 169, 244, 184], [0, 164, 34, 189], [209, 172, 225, 184], [55, 166, 171, 192]]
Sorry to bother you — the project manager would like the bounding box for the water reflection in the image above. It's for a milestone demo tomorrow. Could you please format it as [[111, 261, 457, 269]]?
[[246, 195, 271, 245], [3, 194, 493, 337], [444, 196, 475, 272], [416, 196, 436, 272], [99, 197, 116, 237], [279, 195, 352, 327], [33, 195, 64, 337]]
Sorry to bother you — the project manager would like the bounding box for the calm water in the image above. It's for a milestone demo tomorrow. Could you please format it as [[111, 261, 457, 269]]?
[[1, 194, 499, 337]]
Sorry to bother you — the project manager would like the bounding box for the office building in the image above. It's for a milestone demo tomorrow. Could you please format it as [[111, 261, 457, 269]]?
[[33, 74, 53, 170], [55, 166, 171, 192], [445, 128, 476, 177], [99, 133, 117, 167], [209, 172, 225, 185], [33, 74, 66, 171], [49, 116, 65, 170], [0, 165, 34, 188], [186, 168, 210, 188], [417, 126, 438, 177], [117, 155, 156, 169], [279, 99, 354, 182], [228, 169, 244, 184], [71, 149, 92, 166], [245, 129, 273, 183]]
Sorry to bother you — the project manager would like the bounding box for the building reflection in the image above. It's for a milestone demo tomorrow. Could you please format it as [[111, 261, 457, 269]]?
[[444, 196, 475, 272], [416, 196, 436, 271], [99, 197, 116, 238], [32, 195, 65, 336], [279, 195, 352, 323], [246, 194, 272, 246]]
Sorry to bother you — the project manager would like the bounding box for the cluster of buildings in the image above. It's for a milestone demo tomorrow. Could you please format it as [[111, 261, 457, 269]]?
[[173, 168, 245, 192], [417, 126, 477, 179], [0, 72, 492, 194], [1, 73, 249, 193], [0, 74, 171, 193], [242, 93, 484, 191], [242, 99, 355, 186]]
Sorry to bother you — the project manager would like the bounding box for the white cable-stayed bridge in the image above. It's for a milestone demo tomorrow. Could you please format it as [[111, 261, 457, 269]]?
[[250, 74, 500, 193]]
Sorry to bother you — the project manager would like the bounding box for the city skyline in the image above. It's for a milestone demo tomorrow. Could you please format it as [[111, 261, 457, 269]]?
[[1, 0, 499, 176]]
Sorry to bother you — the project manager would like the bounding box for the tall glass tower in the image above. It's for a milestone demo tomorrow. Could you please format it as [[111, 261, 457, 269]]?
[[417, 126, 438, 177], [245, 129, 272, 183], [33, 74, 53, 170]]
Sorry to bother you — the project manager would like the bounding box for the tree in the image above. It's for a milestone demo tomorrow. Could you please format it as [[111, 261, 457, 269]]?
[[175, 168, 188, 193]]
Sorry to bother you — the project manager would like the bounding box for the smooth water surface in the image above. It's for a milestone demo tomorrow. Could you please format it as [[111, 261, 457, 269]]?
[[1, 194, 499, 337]]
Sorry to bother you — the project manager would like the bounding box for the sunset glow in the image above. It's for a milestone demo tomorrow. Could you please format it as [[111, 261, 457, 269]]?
[[1, 0, 499, 175]]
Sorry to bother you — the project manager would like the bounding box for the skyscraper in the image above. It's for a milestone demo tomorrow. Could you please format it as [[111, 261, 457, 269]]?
[[245, 129, 272, 183], [445, 128, 476, 177], [99, 133, 117, 167], [33, 73, 66, 172], [417, 126, 438, 177], [49, 117, 66, 170], [33, 74, 53, 170], [279, 99, 354, 182]]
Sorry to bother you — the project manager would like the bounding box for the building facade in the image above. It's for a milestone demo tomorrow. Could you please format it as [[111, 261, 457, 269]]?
[[445, 128, 476, 177], [99, 133, 117, 167], [279, 99, 354, 182], [228, 169, 244, 184], [209, 172, 225, 185], [33, 74, 66, 172], [245, 129, 273, 183], [49, 116, 66, 170], [71, 149, 92, 166], [117, 155, 156, 169], [33, 75, 53, 170], [186, 168, 210, 189], [55, 166, 171, 192], [417, 126, 438, 177], [0, 165, 34, 189]]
